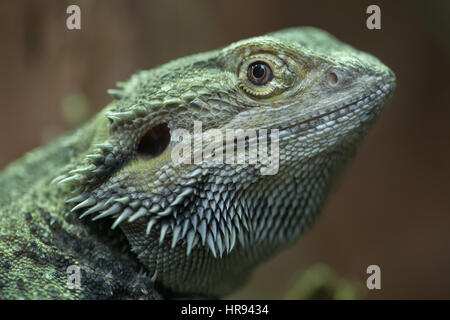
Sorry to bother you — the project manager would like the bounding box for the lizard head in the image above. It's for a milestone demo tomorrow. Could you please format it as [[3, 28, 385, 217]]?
[[60, 27, 396, 298]]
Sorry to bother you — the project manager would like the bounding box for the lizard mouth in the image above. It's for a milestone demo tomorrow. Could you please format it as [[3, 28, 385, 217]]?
[[278, 82, 395, 133], [278, 97, 365, 132]]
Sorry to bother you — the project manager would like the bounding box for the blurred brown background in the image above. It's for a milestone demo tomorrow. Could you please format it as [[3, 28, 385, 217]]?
[[0, 0, 449, 299]]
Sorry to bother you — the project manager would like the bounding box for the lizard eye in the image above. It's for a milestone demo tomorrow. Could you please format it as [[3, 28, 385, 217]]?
[[247, 62, 273, 86], [238, 53, 296, 98]]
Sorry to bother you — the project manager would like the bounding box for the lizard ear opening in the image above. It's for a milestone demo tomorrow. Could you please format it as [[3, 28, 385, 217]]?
[[137, 123, 170, 158]]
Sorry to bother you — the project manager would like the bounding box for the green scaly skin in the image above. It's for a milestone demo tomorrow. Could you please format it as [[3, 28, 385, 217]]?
[[0, 27, 395, 299]]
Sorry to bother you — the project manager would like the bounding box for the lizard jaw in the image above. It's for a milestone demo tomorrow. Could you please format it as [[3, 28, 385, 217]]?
[[279, 80, 396, 138]]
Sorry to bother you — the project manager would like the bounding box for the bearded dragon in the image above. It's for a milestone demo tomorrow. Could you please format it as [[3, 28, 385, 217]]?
[[0, 27, 396, 299]]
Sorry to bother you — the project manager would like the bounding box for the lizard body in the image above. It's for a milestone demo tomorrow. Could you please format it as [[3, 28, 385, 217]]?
[[0, 27, 395, 299]]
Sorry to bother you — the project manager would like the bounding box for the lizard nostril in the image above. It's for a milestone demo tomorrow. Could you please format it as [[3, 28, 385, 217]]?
[[137, 123, 171, 158], [327, 71, 339, 86]]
